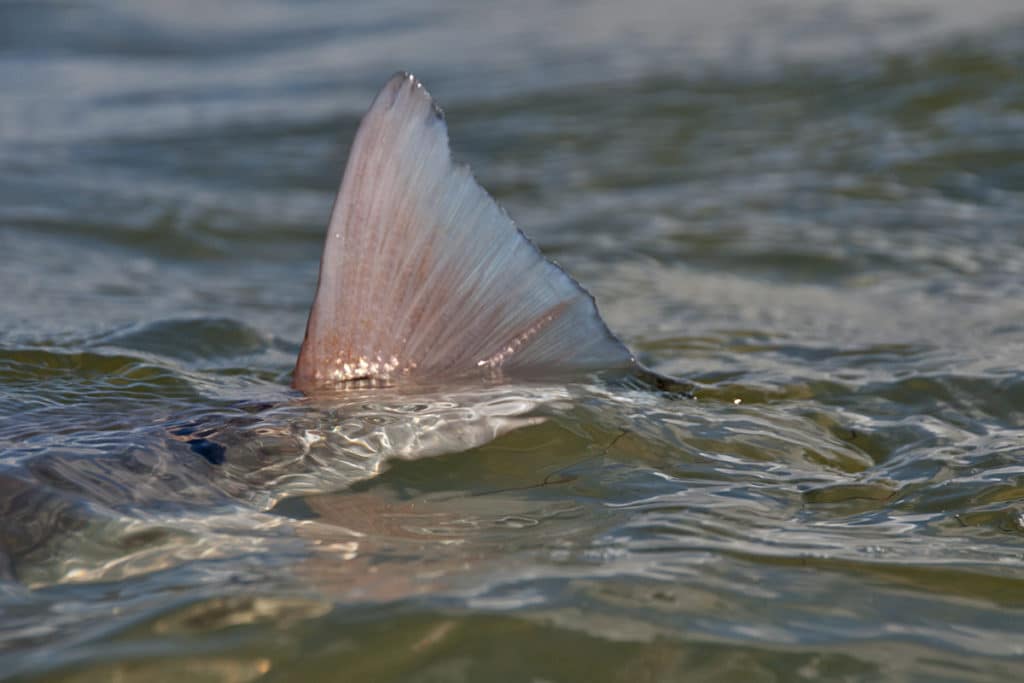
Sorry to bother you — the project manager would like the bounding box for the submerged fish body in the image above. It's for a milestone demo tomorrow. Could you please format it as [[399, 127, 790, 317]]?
[[174, 382, 578, 506], [294, 72, 637, 392]]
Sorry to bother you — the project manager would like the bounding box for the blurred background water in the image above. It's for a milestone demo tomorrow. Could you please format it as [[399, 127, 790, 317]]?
[[2, 0, 1024, 680]]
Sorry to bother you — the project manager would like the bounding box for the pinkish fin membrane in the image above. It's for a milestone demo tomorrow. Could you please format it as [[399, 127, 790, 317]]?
[[293, 73, 635, 391]]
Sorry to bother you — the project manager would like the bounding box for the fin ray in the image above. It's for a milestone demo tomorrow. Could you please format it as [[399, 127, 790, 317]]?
[[294, 73, 633, 391]]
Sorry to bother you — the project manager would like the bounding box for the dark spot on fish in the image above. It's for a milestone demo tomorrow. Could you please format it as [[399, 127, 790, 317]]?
[[188, 438, 226, 465]]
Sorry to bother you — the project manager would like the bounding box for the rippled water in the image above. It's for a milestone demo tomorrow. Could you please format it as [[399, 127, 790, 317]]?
[[3, 1, 1024, 680]]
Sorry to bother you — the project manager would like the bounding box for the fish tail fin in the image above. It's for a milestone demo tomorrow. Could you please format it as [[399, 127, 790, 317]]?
[[294, 72, 634, 392]]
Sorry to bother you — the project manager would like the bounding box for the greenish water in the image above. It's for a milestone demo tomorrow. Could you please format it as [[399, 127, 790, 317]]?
[[2, 1, 1024, 681]]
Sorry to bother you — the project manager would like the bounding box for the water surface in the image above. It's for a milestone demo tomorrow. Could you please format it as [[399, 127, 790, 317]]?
[[2, 1, 1024, 680]]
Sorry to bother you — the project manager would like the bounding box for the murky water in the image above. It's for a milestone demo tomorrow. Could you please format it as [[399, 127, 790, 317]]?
[[2, 1, 1024, 680]]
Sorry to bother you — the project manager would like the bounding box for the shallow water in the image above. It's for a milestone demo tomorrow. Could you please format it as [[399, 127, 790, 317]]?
[[3, 1, 1024, 680]]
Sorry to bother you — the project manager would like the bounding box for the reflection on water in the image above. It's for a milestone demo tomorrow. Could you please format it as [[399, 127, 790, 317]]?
[[2, 0, 1024, 680]]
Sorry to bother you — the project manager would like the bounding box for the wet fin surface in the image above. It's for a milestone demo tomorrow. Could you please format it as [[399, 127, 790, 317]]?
[[294, 73, 634, 391]]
